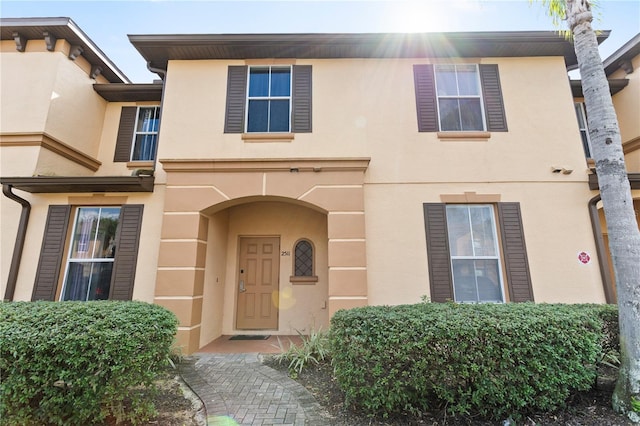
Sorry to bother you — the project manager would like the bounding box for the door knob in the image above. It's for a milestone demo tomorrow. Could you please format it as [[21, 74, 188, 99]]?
[[239, 280, 246, 292]]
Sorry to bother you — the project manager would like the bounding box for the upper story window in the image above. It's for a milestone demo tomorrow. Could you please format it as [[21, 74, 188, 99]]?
[[132, 107, 160, 161], [435, 65, 485, 131], [114, 106, 160, 163], [247, 66, 292, 133], [224, 65, 312, 135], [414, 64, 508, 133], [574, 102, 592, 159]]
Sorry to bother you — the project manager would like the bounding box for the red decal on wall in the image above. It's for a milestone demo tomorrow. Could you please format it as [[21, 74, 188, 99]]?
[[578, 251, 591, 264]]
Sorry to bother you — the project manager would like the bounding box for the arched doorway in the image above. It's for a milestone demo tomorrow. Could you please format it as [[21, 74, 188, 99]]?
[[154, 158, 370, 353]]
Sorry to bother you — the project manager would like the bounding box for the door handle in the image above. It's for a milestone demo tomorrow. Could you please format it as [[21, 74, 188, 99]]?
[[239, 280, 246, 293]]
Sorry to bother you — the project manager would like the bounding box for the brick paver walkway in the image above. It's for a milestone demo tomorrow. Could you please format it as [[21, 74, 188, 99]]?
[[179, 353, 331, 426]]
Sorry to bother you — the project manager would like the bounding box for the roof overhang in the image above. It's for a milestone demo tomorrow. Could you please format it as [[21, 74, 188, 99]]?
[[0, 176, 155, 193], [589, 172, 640, 190], [603, 33, 640, 76], [570, 78, 630, 97], [129, 31, 610, 70], [0, 17, 129, 83], [93, 83, 163, 101]]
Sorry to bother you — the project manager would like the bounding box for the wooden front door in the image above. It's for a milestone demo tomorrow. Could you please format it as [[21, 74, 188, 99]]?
[[236, 237, 280, 330]]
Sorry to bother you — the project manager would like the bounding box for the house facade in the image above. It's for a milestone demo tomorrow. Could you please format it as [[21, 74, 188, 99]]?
[[1, 17, 632, 353]]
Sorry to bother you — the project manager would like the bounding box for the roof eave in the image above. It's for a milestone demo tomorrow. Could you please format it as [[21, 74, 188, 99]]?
[[0, 176, 155, 193], [0, 17, 130, 83], [129, 30, 610, 69], [571, 78, 630, 97], [93, 83, 163, 102], [603, 33, 640, 76]]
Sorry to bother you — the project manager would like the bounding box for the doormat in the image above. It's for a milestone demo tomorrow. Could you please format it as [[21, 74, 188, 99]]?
[[229, 335, 271, 341]]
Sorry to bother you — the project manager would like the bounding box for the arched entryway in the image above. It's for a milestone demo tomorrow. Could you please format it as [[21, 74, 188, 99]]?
[[154, 158, 370, 353]]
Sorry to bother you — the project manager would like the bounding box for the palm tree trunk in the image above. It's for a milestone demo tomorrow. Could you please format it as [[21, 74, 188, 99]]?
[[567, 0, 640, 420]]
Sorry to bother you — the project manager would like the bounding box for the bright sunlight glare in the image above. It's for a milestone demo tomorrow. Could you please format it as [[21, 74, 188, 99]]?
[[389, 0, 484, 33]]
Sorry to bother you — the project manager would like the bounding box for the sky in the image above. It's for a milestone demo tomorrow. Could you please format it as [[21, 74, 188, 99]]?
[[2, 0, 639, 83]]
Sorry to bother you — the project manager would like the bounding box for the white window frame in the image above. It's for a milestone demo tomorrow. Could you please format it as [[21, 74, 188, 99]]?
[[59, 206, 121, 301], [434, 64, 486, 132], [245, 65, 292, 133], [130, 106, 160, 161], [446, 204, 505, 303], [574, 102, 592, 159]]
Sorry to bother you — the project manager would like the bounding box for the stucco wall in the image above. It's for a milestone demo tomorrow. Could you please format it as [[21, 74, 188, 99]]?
[[158, 57, 585, 181], [1, 191, 161, 303], [364, 182, 605, 306], [611, 55, 640, 150], [1, 40, 107, 163], [154, 54, 601, 308]]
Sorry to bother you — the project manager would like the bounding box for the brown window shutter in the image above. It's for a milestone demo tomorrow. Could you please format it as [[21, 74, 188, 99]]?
[[109, 205, 144, 300], [497, 202, 534, 302], [479, 64, 508, 132], [292, 65, 312, 133], [114, 107, 137, 162], [413, 64, 439, 132], [224, 66, 248, 133], [32, 205, 71, 301], [423, 203, 454, 302]]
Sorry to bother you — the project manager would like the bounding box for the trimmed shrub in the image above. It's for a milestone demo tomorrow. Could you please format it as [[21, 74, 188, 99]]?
[[0, 301, 178, 425], [330, 303, 617, 420]]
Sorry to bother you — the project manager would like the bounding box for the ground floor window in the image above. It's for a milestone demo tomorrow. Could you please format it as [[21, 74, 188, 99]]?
[[445, 204, 504, 303], [294, 239, 314, 277], [60, 207, 121, 301]]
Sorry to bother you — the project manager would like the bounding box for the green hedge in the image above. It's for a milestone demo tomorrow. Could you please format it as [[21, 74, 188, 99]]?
[[0, 301, 178, 426], [330, 303, 618, 420]]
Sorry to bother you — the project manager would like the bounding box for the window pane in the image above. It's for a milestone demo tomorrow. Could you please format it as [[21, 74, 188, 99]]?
[[574, 103, 586, 127], [439, 99, 462, 131], [270, 68, 291, 96], [581, 131, 591, 158], [459, 99, 483, 131], [137, 107, 159, 132], [70, 208, 119, 259], [132, 134, 157, 161], [436, 65, 457, 96], [446, 205, 472, 256], [452, 259, 502, 303], [469, 206, 497, 256], [474, 260, 502, 302], [62, 262, 112, 301], [71, 208, 99, 258], [269, 100, 290, 132], [247, 100, 269, 132], [249, 68, 269, 97], [295, 240, 313, 276], [96, 208, 120, 259], [456, 65, 479, 96], [452, 259, 478, 302]]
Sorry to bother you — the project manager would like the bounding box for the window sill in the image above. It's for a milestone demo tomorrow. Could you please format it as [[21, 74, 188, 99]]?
[[242, 133, 295, 143], [437, 131, 491, 141], [126, 161, 155, 169], [290, 275, 318, 284]]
